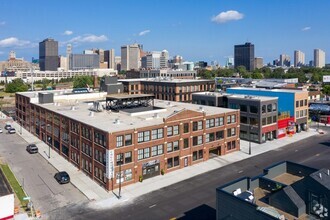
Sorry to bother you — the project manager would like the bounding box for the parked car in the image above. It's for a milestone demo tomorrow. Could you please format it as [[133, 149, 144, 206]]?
[[8, 128, 16, 134], [4, 123, 11, 130], [0, 128, 2, 133], [26, 144, 38, 154], [54, 171, 70, 184]]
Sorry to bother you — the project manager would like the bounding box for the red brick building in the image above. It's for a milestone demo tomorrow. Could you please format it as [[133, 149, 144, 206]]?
[[16, 91, 239, 191]]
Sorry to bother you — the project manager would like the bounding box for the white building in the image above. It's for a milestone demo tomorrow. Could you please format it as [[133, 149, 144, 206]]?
[[314, 49, 325, 68], [121, 44, 140, 70], [294, 50, 305, 67]]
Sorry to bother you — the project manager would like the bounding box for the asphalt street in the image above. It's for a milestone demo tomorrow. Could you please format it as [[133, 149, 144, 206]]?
[[48, 126, 330, 220], [0, 122, 87, 218]]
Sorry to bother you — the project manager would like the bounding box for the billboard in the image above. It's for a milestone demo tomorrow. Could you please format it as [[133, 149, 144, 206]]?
[[323, 75, 330, 83]]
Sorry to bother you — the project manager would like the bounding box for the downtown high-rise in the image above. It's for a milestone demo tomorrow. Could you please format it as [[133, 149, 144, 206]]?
[[314, 49, 325, 68], [294, 50, 305, 67], [234, 42, 255, 71], [121, 44, 140, 70], [39, 38, 58, 71]]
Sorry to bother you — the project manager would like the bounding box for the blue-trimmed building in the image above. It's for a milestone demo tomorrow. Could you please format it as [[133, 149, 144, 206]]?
[[226, 87, 309, 132]]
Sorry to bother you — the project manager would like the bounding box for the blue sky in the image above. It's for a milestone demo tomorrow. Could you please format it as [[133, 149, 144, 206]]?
[[0, 0, 329, 65]]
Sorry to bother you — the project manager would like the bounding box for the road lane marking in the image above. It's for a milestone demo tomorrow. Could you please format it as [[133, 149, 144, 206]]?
[[238, 170, 243, 173], [149, 204, 156, 208]]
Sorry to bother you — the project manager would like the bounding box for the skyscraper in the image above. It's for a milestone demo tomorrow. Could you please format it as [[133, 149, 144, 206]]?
[[234, 42, 255, 71], [160, 50, 169, 68], [39, 38, 58, 71], [279, 54, 290, 67], [254, 57, 263, 69], [121, 44, 140, 70], [104, 49, 115, 69], [314, 49, 326, 68], [294, 50, 305, 67]]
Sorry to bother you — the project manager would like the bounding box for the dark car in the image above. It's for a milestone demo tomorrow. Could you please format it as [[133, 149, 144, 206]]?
[[54, 171, 70, 184], [26, 144, 38, 154]]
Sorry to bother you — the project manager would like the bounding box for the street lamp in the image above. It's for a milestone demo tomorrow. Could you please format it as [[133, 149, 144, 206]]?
[[118, 154, 123, 199], [47, 137, 51, 159], [248, 125, 253, 155]]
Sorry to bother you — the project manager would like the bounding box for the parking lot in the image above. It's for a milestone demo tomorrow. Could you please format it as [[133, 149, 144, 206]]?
[[0, 121, 87, 218]]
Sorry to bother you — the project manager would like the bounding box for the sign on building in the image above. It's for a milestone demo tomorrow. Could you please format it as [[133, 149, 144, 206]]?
[[106, 149, 114, 179], [323, 75, 330, 83]]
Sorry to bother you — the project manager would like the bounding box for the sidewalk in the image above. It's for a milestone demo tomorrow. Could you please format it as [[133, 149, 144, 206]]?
[[10, 120, 321, 209]]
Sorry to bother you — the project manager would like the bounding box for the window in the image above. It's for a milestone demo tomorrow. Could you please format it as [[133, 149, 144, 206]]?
[[262, 105, 266, 113], [206, 133, 215, 143], [184, 123, 189, 133], [144, 148, 150, 158], [173, 141, 179, 151], [215, 117, 224, 126], [125, 152, 132, 163], [300, 100, 303, 107], [296, 111, 299, 118], [304, 99, 307, 106], [216, 130, 224, 140], [250, 118, 259, 126], [138, 149, 143, 160], [198, 121, 203, 130], [273, 116, 277, 123], [227, 115, 231, 124], [267, 117, 272, 124], [193, 150, 203, 161], [183, 138, 189, 148], [125, 134, 132, 146], [267, 104, 272, 113], [250, 106, 258, 114], [167, 142, 173, 152], [198, 136, 203, 145], [272, 103, 277, 111], [152, 128, 163, 140], [296, 101, 299, 107], [231, 115, 236, 123], [138, 131, 151, 143], [193, 122, 198, 131], [167, 156, 180, 168], [240, 105, 247, 112], [227, 128, 236, 137], [116, 153, 123, 165], [173, 125, 179, 135], [206, 119, 215, 129], [157, 145, 163, 155], [167, 126, 173, 136], [227, 141, 236, 150], [262, 118, 266, 126], [241, 116, 248, 124], [116, 136, 123, 147]]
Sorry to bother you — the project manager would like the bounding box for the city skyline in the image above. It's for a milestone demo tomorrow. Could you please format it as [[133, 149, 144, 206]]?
[[0, 0, 329, 65]]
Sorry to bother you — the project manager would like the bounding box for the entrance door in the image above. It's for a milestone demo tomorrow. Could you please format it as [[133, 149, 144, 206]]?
[[209, 146, 221, 157], [142, 163, 160, 180]]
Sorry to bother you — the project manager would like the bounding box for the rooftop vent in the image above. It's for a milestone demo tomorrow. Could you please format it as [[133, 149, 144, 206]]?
[[327, 170, 330, 176], [115, 119, 120, 124], [89, 111, 94, 117], [167, 101, 171, 106], [154, 113, 159, 118], [199, 106, 204, 112], [319, 173, 322, 179], [70, 106, 76, 111]]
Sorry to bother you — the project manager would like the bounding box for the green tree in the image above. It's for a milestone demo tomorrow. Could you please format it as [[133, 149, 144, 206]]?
[[236, 66, 247, 75], [251, 72, 263, 79], [323, 85, 330, 96], [5, 79, 29, 93], [73, 76, 93, 88]]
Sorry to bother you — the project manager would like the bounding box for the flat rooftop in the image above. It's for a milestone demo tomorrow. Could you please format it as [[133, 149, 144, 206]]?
[[193, 92, 278, 101], [119, 78, 213, 83], [32, 95, 237, 133], [227, 87, 307, 94]]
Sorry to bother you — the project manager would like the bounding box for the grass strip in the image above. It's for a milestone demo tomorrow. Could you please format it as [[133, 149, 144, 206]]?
[[0, 164, 28, 206]]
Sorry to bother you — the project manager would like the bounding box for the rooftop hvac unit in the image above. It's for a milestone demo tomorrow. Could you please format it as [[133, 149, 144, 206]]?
[[70, 106, 76, 111], [154, 113, 159, 118], [199, 106, 204, 112], [115, 119, 120, 124], [89, 111, 94, 117]]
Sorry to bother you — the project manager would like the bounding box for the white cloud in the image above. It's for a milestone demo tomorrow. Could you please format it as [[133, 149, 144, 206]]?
[[63, 30, 73, 35], [0, 37, 32, 48], [69, 34, 108, 43], [0, 21, 5, 26], [211, 10, 244, 23], [301, 26, 311, 31], [138, 30, 150, 36]]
